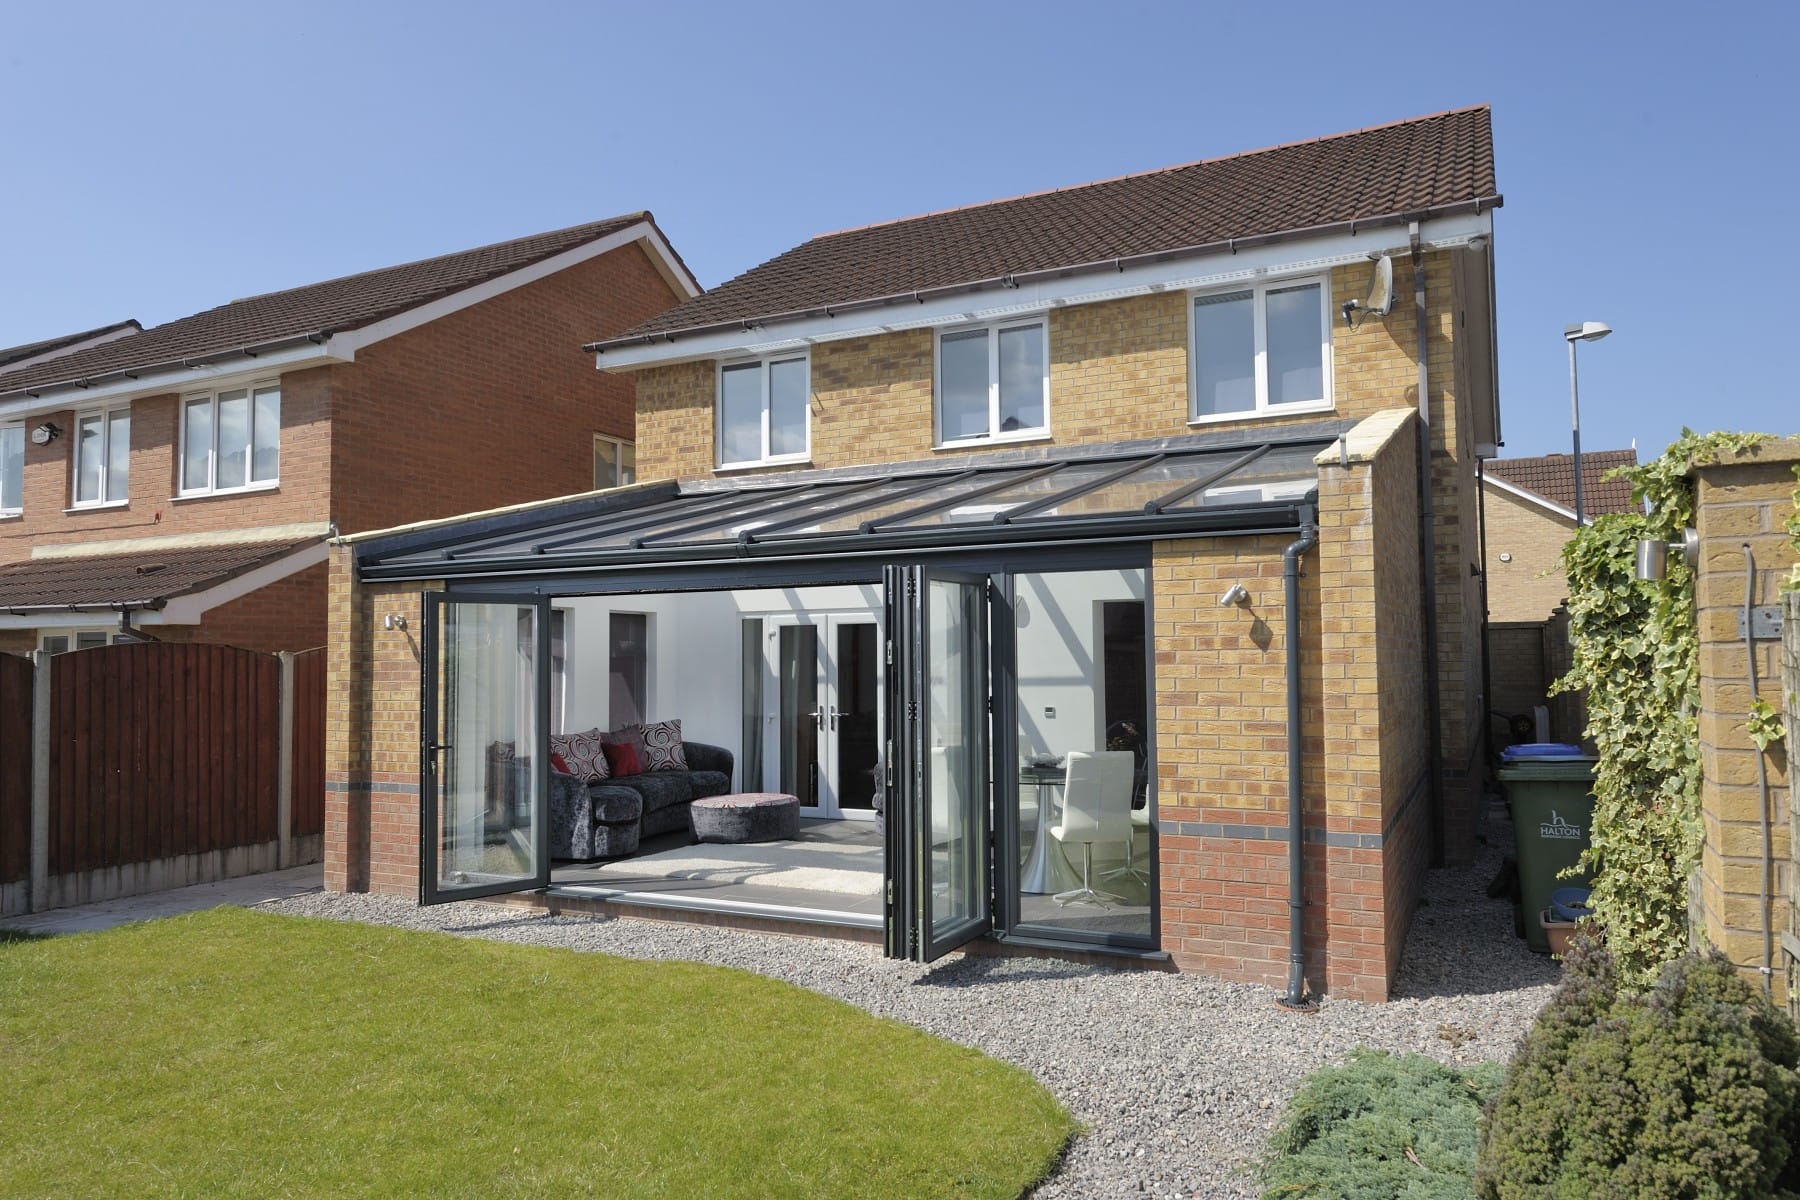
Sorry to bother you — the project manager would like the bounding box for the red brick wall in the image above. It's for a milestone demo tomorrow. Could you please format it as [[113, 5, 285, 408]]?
[[328, 239, 680, 536]]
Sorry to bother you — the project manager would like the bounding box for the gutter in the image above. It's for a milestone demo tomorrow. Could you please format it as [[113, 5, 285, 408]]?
[[1278, 509, 1320, 1012], [0, 332, 331, 405], [588, 197, 1503, 353]]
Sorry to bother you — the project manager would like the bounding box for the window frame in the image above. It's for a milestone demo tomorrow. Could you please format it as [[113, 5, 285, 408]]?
[[593, 435, 637, 490], [179, 381, 281, 497], [715, 353, 811, 470], [0, 421, 22, 517], [39, 627, 125, 654], [1186, 274, 1334, 424], [933, 315, 1052, 448], [69, 405, 131, 510]]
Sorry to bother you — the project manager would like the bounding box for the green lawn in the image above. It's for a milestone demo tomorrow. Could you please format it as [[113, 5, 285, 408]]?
[[0, 908, 1073, 1199]]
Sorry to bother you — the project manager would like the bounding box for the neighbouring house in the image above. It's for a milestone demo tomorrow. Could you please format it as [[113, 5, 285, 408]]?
[[0, 216, 697, 655], [328, 106, 1503, 1001], [1481, 449, 1637, 743]]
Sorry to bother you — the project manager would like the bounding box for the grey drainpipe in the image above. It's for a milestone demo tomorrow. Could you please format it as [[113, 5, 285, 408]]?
[[1743, 546, 1774, 995], [1279, 507, 1320, 1011], [1411, 224, 1448, 867]]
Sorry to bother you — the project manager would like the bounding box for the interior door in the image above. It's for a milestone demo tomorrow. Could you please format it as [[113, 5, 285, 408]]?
[[883, 566, 992, 962], [827, 616, 882, 817], [765, 617, 823, 810], [420, 592, 551, 904], [764, 614, 882, 817]]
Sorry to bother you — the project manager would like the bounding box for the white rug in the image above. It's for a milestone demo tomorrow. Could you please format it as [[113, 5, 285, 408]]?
[[595, 837, 883, 897]]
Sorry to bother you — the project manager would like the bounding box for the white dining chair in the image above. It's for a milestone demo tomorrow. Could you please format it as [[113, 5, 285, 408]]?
[[1050, 750, 1135, 906]]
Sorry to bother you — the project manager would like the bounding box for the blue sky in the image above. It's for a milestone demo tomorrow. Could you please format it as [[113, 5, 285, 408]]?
[[3, 1, 1795, 460]]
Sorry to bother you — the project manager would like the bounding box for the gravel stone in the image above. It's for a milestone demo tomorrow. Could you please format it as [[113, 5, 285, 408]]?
[[264, 811, 1555, 1198]]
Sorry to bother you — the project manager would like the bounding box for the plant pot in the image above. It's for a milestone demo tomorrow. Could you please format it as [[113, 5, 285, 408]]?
[[1540, 910, 1576, 957]]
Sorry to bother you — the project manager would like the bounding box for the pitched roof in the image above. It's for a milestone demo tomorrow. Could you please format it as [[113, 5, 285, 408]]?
[[597, 105, 1499, 348], [0, 320, 141, 370], [1486, 449, 1639, 517], [0, 215, 659, 395], [0, 538, 320, 611]]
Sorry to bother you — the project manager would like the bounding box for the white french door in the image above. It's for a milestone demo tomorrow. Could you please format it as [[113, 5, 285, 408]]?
[[761, 613, 883, 818]]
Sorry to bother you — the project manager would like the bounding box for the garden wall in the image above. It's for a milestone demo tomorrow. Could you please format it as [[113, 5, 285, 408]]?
[[1689, 437, 1798, 1004]]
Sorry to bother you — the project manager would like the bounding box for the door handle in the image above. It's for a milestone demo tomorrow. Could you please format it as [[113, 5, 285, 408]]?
[[829, 707, 840, 731], [426, 741, 453, 754]]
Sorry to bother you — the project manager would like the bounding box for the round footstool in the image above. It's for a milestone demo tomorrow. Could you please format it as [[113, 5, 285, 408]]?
[[689, 792, 801, 844]]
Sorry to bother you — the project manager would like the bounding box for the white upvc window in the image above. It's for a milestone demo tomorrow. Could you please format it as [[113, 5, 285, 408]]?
[[181, 383, 280, 495], [717, 354, 809, 469], [594, 435, 637, 489], [72, 407, 130, 507], [1189, 276, 1333, 422], [935, 317, 1049, 446], [0, 422, 21, 516], [40, 628, 123, 654]]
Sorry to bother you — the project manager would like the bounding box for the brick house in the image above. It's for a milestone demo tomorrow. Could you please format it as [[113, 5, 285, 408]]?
[[1483, 449, 1638, 623], [328, 107, 1503, 1001], [0, 216, 696, 655]]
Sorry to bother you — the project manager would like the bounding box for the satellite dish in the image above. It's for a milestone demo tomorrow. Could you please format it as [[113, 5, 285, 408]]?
[[1341, 255, 1395, 328]]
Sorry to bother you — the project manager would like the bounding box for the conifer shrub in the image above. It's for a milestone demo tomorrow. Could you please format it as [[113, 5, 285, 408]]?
[[1476, 937, 1800, 1199], [1258, 1048, 1503, 1199]]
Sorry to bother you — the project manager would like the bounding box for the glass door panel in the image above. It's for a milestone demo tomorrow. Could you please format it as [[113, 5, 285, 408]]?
[[420, 593, 550, 904], [830, 618, 881, 814], [883, 565, 992, 962], [769, 620, 821, 809]]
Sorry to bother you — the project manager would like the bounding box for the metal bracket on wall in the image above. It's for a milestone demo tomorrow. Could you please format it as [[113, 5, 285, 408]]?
[[1737, 606, 1784, 640]]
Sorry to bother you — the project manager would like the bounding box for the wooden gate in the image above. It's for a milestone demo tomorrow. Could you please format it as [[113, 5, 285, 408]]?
[[0, 653, 31, 896], [290, 647, 326, 840]]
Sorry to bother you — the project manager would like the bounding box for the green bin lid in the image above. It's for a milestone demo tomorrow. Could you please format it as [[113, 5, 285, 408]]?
[[1496, 758, 1596, 781]]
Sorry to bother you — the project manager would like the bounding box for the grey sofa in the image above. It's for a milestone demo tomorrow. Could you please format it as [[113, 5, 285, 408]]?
[[549, 741, 734, 860]]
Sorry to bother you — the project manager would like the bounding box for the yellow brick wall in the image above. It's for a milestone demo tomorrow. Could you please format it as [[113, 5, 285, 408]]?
[[1483, 486, 1578, 623], [1690, 438, 1798, 1003], [325, 541, 438, 897]]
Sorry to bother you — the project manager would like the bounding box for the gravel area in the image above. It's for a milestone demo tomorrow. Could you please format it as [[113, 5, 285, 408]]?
[[263, 809, 1556, 1199]]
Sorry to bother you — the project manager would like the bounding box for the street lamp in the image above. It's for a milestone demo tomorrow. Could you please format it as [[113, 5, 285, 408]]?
[[1564, 321, 1612, 524]]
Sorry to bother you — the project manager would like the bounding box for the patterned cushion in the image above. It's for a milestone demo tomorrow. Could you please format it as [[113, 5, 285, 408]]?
[[550, 728, 610, 782], [639, 719, 688, 772]]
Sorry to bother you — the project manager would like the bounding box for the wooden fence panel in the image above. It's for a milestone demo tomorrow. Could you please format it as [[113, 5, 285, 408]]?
[[48, 643, 281, 876], [290, 649, 326, 839], [0, 654, 31, 887]]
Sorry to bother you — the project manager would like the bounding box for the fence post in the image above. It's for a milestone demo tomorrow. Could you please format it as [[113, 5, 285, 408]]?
[[277, 650, 294, 871], [28, 650, 50, 913]]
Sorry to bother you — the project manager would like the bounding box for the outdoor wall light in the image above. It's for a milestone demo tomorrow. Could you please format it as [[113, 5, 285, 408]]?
[[1634, 528, 1699, 581], [383, 613, 408, 631], [31, 422, 60, 445], [1218, 583, 1250, 607]]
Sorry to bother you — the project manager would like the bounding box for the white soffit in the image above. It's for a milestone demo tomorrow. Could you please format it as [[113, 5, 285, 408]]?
[[596, 210, 1494, 371]]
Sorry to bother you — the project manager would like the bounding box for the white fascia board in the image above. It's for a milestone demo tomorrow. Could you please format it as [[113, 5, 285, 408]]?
[[1483, 474, 1581, 523], [596, 210, 1494, 371], [0, 341, 343, 424], [155, 538, 330, 624], [330, 221, 693, 358]]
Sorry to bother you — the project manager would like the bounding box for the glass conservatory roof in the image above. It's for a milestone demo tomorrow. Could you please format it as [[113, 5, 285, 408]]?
[[358, 434, 1335, 580]]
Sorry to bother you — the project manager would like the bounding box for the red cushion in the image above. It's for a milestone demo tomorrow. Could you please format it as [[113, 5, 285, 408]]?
[[601, 740, 642, 778], [550, 752, 572, 775]]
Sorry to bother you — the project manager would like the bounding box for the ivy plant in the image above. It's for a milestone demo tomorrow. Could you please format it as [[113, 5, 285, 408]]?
[[1552, 430, 1772, 988]]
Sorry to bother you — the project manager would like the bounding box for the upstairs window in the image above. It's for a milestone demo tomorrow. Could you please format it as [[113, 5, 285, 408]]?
[[1190, 277, 1331, 421], [0, 423, 20, 516], [182, 384, 280, 495], [718, 354, 808, 468], [594, 435, 636, 489], [72, 407, 130, 507], [936, 318, 1048, 445]]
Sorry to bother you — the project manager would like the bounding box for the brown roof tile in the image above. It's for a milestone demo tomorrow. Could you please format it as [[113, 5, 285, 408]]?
[[598, 106, 1498, 347], [0, 215, 655, 395], [0, 538, 321, 611], [0, 320, 141, 370], [1486, 449, 1639, 516]]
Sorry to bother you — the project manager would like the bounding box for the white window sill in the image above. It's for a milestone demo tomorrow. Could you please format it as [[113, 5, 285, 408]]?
[[935, 430, 1053, 452], [1188, 402, 1333, 427], [714, 456, 810, 474], [0, 511, 21, 522], [64, 500, 130, 513], [172, 481, 280, 502]]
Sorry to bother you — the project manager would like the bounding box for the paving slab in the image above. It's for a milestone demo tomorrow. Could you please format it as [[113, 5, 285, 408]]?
[[0, 865, 324, 935]]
